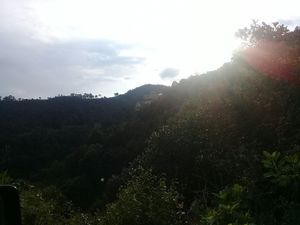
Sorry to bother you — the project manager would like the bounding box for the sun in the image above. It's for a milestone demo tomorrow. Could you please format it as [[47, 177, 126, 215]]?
[[7, 0, 299, 97]]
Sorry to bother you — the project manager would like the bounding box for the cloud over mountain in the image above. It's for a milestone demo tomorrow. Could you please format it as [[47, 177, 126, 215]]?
[[159, 68, 180, 79]]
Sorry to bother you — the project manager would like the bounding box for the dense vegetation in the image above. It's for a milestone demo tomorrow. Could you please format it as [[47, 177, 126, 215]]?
[[0, 21, 299, 224]]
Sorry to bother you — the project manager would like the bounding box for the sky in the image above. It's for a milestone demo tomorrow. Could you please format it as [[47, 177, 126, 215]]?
[[0, 0, 300, 98]]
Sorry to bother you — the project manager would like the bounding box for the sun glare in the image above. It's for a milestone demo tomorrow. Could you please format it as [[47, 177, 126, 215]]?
[[28, 0, 244, 79], [2, 0, 299, 97]]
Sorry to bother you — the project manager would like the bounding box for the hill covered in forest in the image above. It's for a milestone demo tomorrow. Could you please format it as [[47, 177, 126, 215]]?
[[0, 21, 300, 225]]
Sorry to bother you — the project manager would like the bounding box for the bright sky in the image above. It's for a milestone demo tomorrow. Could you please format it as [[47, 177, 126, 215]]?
[[0, 0, 299, 98]]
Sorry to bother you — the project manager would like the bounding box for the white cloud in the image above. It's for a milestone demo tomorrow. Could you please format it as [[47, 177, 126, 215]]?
[[159, 68, 180, 80], [0, 29, 145, 98]]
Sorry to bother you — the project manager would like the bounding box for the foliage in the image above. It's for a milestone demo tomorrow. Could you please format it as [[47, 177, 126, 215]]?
[[0, 171, 13, 184], [200, 184, 255, 225], [0, 84, 169, 207], [262, 151, 300, 188], [254, 151, 300, 225], [196, 151, 300, 225], [236, 21, 290, 44], [0, 171, 97, 225], [99, 168, 184, 225], [236, 21, 300, 84]]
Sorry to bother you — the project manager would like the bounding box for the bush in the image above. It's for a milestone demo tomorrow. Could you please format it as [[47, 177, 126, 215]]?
[[99, 168, 184, 225]]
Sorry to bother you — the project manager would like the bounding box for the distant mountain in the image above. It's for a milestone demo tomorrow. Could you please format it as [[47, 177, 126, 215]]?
[[0, 84, 167, 131]]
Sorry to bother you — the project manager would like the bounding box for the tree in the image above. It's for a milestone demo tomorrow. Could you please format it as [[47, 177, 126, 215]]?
[[236, 20, 290, 45], [236, 21, 300, 84], [99, 168, 183, 225], [199, 184, 255, 225], [3, 95, 16, 101]]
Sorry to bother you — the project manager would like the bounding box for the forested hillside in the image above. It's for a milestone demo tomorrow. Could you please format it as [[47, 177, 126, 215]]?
[[1, 21, 300, 225]]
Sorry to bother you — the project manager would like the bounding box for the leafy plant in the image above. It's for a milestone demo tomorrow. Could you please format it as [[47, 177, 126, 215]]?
[[99, 168, 183, 225], [200, 184, 255, 225], [262, 151, 300, 187]]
